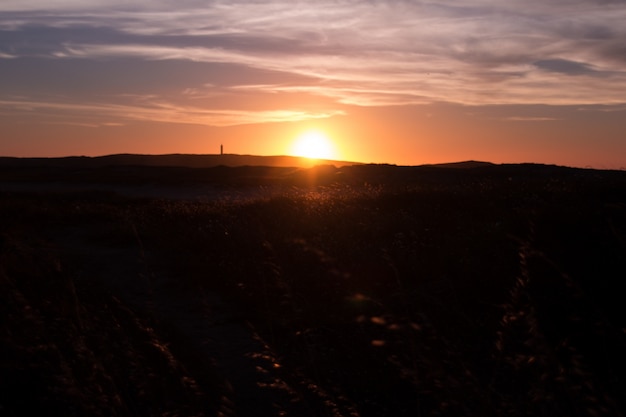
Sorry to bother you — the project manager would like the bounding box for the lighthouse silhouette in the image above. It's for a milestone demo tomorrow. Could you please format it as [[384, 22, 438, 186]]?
[[220, 144, 223, 155]]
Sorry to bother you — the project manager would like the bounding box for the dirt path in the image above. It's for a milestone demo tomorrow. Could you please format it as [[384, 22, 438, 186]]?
[[51, 224, 351, 417]]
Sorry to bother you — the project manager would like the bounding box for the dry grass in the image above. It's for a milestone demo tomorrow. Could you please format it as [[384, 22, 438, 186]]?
[[2, 163, 626, 416]]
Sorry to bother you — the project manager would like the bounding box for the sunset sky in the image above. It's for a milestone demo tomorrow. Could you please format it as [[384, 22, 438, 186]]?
[[1, 1, 626, 168]]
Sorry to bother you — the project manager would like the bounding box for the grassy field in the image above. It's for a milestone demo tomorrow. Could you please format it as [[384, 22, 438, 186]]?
[[1, 162, 625, 416]]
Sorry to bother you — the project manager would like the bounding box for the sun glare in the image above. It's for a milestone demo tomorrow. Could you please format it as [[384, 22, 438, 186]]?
[[291, 130, 336, 160]]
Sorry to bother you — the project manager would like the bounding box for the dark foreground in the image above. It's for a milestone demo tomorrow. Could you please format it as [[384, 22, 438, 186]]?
[[1, 160, 625, 416]]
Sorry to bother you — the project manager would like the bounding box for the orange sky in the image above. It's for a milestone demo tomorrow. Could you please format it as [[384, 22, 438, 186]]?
[[1, 1, 626, 168]]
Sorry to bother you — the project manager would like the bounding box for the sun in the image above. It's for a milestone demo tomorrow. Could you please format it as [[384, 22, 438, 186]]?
[[290, 130, 336, 160]]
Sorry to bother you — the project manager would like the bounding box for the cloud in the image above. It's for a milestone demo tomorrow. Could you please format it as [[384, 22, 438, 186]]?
[[534, 59, 598, 75], [504, 116, 560, 122], [1, 0, 626, 126], [0, 95, 344, 127]]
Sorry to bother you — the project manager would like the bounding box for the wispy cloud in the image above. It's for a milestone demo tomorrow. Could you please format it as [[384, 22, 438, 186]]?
[[1, 0, 626, 126], [0, 95, 343, 127], [504, 116, 560, 122]]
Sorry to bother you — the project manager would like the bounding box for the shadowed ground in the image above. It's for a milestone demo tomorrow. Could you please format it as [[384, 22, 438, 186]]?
[[1, 160, 625, 416]]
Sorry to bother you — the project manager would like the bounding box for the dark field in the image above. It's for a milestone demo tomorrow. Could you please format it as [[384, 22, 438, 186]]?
[[2, 158, 626, 416]]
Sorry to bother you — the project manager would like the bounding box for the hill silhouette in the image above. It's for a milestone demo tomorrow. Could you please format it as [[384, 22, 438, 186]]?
[[0, 153, 359, 169], [0, 154, 619, 192], [0, 154, 501, 189]]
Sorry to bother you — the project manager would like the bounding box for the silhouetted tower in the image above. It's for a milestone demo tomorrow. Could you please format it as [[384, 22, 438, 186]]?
[[220, 144, 223, 155]]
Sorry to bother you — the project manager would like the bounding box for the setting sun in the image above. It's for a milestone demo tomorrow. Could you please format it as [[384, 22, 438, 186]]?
[[290, 130, 336, 160]]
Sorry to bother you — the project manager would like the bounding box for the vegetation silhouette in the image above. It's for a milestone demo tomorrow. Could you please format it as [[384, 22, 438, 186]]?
[[1, 155, 625, 416]]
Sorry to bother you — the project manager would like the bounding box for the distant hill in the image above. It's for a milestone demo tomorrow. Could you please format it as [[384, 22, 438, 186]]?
[[4, 153, 619, 190], [2, 153, 625, 198], [422, 160, 495, 169], [0, 154, 359, 169]]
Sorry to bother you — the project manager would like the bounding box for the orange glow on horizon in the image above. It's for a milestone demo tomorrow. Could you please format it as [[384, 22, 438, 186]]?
[[2, 105, 625, 169]]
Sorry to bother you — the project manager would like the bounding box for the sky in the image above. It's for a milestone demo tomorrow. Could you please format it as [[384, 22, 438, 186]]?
[[1, 0, 626, 168]]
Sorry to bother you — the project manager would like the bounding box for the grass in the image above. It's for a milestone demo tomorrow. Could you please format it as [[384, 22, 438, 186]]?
[[0, 195, 223, 417], [1, 163, 626, 416]]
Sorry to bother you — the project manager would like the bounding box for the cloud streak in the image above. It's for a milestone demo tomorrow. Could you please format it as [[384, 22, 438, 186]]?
[[0, 95, 343, 127], [1, 0, 626, 126]]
